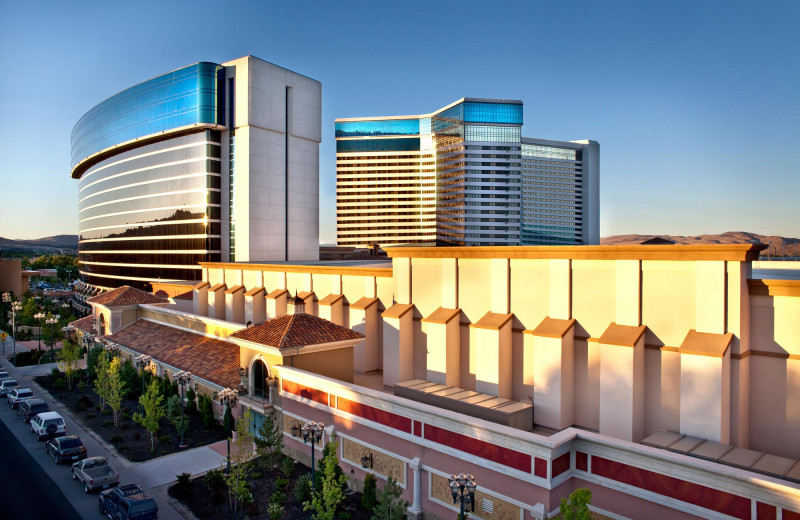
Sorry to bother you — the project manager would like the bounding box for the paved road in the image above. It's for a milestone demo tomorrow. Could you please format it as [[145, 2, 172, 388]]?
[[0, 418, 83, 520]]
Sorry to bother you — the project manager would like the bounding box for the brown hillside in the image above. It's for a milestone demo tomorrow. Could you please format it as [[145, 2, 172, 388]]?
[[601, 231, 800, 257]]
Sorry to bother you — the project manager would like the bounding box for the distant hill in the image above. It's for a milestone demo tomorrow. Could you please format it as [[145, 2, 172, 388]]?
[[601, 231, 800, 257], [0, 234, 79, 251]]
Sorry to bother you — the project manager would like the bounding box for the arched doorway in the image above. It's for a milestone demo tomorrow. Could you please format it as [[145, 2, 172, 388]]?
[[252, 358, 270, 400], [98, 314, 107, 336]]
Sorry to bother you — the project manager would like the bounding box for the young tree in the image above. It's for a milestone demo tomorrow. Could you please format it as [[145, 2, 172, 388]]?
[[166, 394, 189, 441], [225, 409, 255, 519], [86, 344, 105, 383], [361, 473, 377, 512], [106, 357, 124, 428], [304, 441, 348, 520], [559, 488, 592, 520], [94, 351, 111, 410], [371, 477, 408, 520], [134, 380, 165, 453], [57, 339, 83, 389], [254, 412, 284, 468]]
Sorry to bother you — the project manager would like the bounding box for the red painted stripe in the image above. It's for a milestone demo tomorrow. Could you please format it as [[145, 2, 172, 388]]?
[[282, 379, 328, 406], [534, 457, 548, 478], [592, 456, 751, 520], [756, 502, 776, 520], [337, 397, 412, 433], [424, 424, 531, 473], [784, 509, 800, 520], [576, 451, 588, 472], [552, 452, 570, 478], [413, 420, 422, 437]]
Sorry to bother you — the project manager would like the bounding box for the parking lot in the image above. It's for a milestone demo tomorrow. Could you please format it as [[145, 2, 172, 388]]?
[[0, 350, 201, 519]]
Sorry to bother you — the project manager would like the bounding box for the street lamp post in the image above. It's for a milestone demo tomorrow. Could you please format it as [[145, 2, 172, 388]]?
[[134, 354, 152, 410], [448, 473, 477, 520], [34, 312, 45, 352], [1, 292, 9, 329], [173, 370, 191, 449], [219, 388, 238, 474], [292, 421, 324, 485], [46, 317, 58, 362], [10, 300, 22, 366]]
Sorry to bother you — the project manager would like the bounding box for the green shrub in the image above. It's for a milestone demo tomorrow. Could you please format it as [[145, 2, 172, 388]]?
[[361, 473, 377, 511], [269, 490, 286, 505], [176, 472, 191, 486], [294, 473, 312, 504], [76, 380, 86, 391], [198, 394, 215, 428], [203, 469, 226, 491], [158, 434, 172, 445], [280, 455, 294, 478], [121, 412, 132, 421], [276, 477, 289, 491], [267, 502, 284, 520], [101, 420, 113, 427]]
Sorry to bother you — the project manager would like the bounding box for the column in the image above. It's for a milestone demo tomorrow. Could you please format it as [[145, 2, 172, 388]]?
[[679, 330, 733, 444], [225, 285, 245, 323], [382, 303, 415, 387], [192, 281, 209, 317], [528, 317, 576, 430], [208, 283, 227, 320], [266, 289, 288, 318], [407, 457, 423, 520], [351, 297, 382, 374], [469, 311, 514, 398], [244, 287, 266, 325], [319, 294, 345, 326], [598, 323, 647, 441], [421, 307, 461, 386]]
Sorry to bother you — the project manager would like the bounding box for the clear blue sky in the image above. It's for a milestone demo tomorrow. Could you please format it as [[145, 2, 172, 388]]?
[[1, 1, 798, 242]]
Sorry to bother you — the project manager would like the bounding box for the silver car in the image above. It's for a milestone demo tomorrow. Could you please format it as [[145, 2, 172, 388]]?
[[0, 379, 18, 397], [8, 387, 34, 409]]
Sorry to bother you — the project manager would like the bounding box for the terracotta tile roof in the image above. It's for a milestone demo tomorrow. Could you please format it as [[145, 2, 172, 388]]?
[[87, 286, 167, 307], [230, 313, 364, 349], [107, 320, 239, 389], [69, 315, 96, 334]]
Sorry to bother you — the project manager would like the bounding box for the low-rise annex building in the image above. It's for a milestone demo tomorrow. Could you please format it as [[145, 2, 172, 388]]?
[[70, 246, 800, 519]]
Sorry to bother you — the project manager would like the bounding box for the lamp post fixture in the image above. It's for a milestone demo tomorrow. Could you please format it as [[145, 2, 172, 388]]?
[[45, 317, 58, 361], [134, 354, 152, 411], [295, 421, 324, 485], [448, 473, 477, 520], [34, 312, 45, 352], [219, 388, 238, 473], [1, 292, 10, 328], [173, 370, 191, 448], [11, 300, 22, 366]]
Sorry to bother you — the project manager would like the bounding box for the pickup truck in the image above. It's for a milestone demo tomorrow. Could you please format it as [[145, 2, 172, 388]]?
[[99, 484, 158, 519], [72, 456, 120, 493]]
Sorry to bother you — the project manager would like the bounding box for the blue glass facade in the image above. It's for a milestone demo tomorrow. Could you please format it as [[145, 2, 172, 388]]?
[[71, 62, 222, 171], [335, 119, 419, 137], [336, 138, 420, 153]]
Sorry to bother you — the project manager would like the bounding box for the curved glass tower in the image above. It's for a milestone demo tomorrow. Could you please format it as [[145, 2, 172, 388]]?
[[73, 57, 322, 290]]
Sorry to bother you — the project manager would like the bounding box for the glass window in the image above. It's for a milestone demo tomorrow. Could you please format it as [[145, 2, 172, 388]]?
[[335, 119, 420, 137], [336, 138, 420, 153]]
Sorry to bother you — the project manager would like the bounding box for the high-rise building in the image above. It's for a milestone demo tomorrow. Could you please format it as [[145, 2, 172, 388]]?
[[335, 98, 599, 247], [72, 56, 321, 290]]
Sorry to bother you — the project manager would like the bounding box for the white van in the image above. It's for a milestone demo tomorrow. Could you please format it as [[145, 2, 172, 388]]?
[[31, 411, 66, 441]]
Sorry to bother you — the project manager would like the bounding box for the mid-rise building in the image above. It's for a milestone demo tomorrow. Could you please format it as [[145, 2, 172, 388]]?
[[72, 56, 321, 290], [335, 98, 599, 248]]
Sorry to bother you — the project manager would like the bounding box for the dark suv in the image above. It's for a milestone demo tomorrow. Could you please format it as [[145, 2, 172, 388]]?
[[99, 484, 158, 519], [18, 399, 50, 423], [46, 435, 87, 464]]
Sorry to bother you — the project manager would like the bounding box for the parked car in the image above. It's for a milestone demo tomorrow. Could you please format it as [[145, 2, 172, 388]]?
[[71, 456, 119, 493], [7, 387, 34, 408], [0, 370, 9, 380], [18, 399, 50, 423], [30, 411, 66, 441], [99, 484, 158, 519], [46, 435, 87, 464], [0, 379, 18, 397]]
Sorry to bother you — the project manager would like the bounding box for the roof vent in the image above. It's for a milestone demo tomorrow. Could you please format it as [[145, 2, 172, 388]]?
[[287, 291, 305, 315]]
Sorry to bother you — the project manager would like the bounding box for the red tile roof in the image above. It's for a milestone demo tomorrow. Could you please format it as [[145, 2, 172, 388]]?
[[69, 315, 96, 334], [230, 313, 364, 349], [107, 320, 240, 389], [88, 286, 167, 307]]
